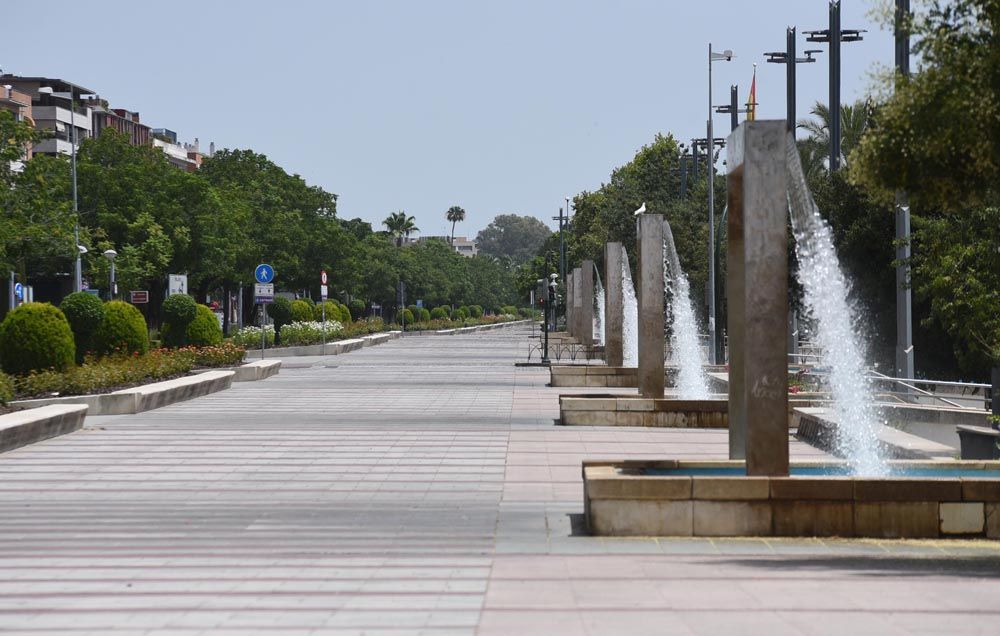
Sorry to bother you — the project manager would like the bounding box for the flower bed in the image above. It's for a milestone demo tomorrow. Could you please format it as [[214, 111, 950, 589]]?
[[12, 343, 247, 400]]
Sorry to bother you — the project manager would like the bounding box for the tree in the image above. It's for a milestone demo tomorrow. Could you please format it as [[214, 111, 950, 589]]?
[[797, 100, 874, 175], [475, 214, 553, 265], [383, 211, 419, 247], [446, 205, 466, 245]]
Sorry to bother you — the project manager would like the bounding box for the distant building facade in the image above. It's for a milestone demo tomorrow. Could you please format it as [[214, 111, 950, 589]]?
[[87, 97, 150, 147], [0, 84, 33, 169], [152, 128, 213, 171], [408, 235, 478, 257], [0, 76, 94, 158]]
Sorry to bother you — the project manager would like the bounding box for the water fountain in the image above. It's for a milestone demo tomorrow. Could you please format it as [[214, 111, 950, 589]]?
[[593, 264, 605, 346], [663, 222, 711, 400], [785, 135, 886, 476], [622, 246, 639, 368], [582, 121, 1000, 540]]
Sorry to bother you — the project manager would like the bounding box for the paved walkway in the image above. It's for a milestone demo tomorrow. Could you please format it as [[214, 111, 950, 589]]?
[[1, 325, 998, 635]]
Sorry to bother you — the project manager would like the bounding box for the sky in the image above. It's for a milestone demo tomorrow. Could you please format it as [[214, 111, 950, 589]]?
[[3, 0, 895, 238]]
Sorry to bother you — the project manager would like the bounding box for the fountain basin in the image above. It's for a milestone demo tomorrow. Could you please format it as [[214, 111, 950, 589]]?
[[583, 459, 1000, 539], [550, 365, 728, 389], [560, 397, 728, 428]]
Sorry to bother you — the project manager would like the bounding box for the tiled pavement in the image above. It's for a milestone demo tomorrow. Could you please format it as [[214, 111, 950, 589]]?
[[0, 325, 998, 635]]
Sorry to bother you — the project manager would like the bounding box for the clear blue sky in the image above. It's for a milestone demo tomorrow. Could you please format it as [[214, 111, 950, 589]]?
[[4, 1, 892, 237]]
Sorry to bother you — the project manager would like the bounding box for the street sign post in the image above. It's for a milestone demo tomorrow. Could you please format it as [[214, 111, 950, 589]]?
[[254, 283, 274, 304], [320, 285, 328, 300], [320, 270, 328, 285], [167, 274, 187, 296], [320, 270, 328, 355], [255, 263, 275, 284], [130, 290, 149, 304], [13, 283, 23, 304]]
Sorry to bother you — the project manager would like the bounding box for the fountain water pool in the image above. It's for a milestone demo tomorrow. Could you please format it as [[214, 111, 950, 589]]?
[[662, 221, 711, 399]]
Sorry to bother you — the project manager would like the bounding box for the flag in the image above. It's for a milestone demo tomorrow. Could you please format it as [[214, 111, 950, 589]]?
[[747, 64, 757, 121]]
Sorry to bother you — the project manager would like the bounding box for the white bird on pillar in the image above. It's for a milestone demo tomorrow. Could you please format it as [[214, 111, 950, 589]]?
[[633, 202, 646, 216]]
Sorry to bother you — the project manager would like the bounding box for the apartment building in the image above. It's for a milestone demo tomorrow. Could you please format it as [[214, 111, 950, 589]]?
[[0, 84, 33, 168], [0, 76, 94, 157], [87, 97, 150, 147], [409, 235, 479, 257]]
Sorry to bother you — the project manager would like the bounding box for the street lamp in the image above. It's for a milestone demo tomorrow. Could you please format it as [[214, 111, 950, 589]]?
[[103, 249, 117, 300], [38, 86, 83, 293], [706, 44, 735, 365], [765, 28, 822, 136]]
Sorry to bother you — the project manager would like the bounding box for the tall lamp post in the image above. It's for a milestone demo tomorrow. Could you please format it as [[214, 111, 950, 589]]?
[[707, 44, 734, 365], [103, 249, 117, 300], [805, 0, 865, 172], [765, 27, 821, 136], [893, 0, 914, 380]]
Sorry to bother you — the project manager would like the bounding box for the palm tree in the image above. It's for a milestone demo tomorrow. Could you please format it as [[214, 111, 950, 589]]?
[[383, 211, 419, 247], [445, 205, 466, 245], [797, 99, 874, 173]]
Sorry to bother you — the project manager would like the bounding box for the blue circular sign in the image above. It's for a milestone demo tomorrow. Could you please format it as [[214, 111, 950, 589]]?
[[13, 283, 23, 301], [254, 264, 274, 284]]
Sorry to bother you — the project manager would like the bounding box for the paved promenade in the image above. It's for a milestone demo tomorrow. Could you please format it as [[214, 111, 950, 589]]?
[[1, 325, 998, 635]]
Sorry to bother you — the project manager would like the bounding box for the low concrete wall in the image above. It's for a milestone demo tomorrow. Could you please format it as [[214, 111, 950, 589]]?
[[433, 320, 530, 335], [11, 370, 235, 415], [248, 331, 403, 359], [551, 365, 728, 390], [877, 404, 990, 449], [0, 404, 88, 453], [793, 407, 957, 460], [584, 459, 1000, 539], [560, 396, 728, 428], [234, 360, 282, 382]]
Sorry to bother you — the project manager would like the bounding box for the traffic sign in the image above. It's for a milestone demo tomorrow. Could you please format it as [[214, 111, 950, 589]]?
[[320, 284, 328, 300], [254, 283, 274, 304], [255, 263, 275, 284], [320, 270, 328, 285], [13, 283, 23, 301], [130, 290, 149, 304]]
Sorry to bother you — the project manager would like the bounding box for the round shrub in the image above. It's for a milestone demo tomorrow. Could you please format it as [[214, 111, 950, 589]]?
[[95, 301, 149, 355], [161, 294, 198, 347], [407, 304, 419, 318], [500, 305, 517, 316], [337, 303, 352, 323], [418, 308, 431, 322], [454, 307, 469, 320], [314, 300, 339, 322], [349, 299, 365, 320], [186, 304, 222, 347], [266, 297, 293, 344], [397, 308, 414, 324], [59, 292, 106, 360], [430, 307, 448, 320], [0, 303, 75, 374], [0, 371, 13, 404], [469, 305, 484, 318], [290, 300, 313, 323]]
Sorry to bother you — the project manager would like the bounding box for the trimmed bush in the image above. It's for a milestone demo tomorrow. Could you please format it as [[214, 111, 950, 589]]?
[[338, 303, 352, 323], [500, 305, 517, 316], [161, 294, 198, 347], [454, 307, 469, 320], [397, 308, 414, 324], [314, 300, 339, 322], [430, 307, 448, 320], [418, 308, 431, 322], [95, 301, 149, 356], [349, 299, 365, 320], [0, 303, 76, 374], [59, 292, 106, 360], [186, 304, 223, 347], [290, 300, 313, 323], [266, 297, 293, 344], [0, 371, 13, 405], [469, 305, 484, 318]]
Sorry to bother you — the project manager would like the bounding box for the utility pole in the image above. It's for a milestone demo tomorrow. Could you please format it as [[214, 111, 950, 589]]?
[[894, 0, 915, 380], [806, 1, 865, 171], [715, 85, 747, 133], [552, 205, 567, 329]]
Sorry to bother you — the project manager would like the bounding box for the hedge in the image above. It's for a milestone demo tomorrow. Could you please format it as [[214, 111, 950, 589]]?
[[290, 299, 313, 323], [186, 304, 223, 347], [161, 294, 198, 347], [59, 292, 105, 361], [95, 301, 149, 355]]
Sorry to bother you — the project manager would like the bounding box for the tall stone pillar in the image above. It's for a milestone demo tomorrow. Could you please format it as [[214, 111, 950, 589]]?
[[604, 243, 624, 366], [566, 269, 576, 336], [571, 267, 583, 340], [726, 120, 789, 476], [636, 215, 665, 399], [579, 261, 595, 347]]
